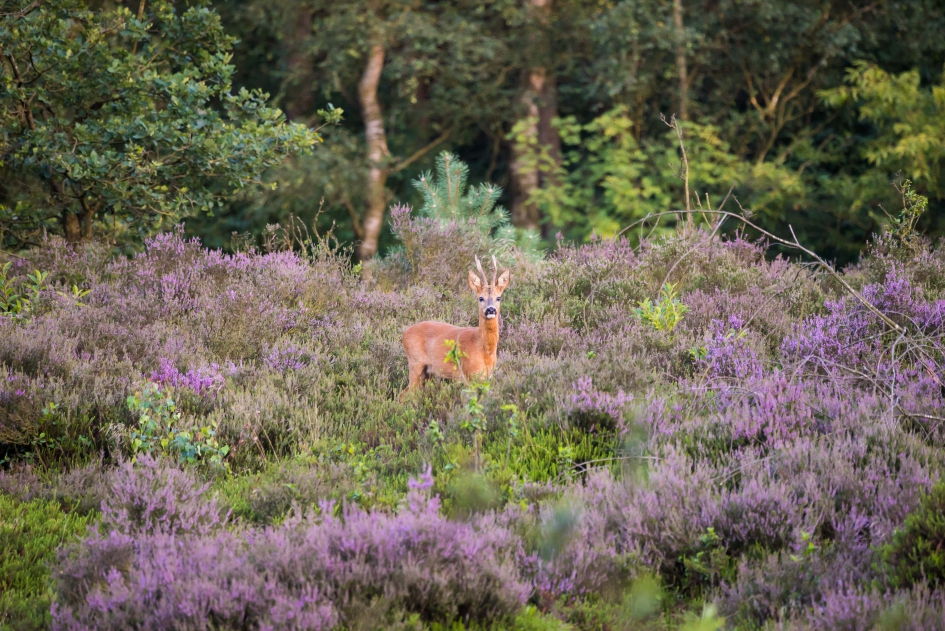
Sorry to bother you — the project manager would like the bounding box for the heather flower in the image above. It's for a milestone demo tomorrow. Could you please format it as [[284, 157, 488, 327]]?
[[53, 465, 529, 630], [528, 472, 625, 597], [696, 315, 764, 381], [263, 343, 313, 373], [797, 583, 945, 631], [567, 376, 633, 433], [150, 357, 224, 396]]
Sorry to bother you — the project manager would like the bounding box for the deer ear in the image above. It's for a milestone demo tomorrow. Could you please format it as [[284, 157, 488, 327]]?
[[468, 269, 483, 292], [496, 269, 511, 292]]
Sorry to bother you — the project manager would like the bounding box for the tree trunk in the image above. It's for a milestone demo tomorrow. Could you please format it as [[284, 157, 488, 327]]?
[[356, 44, 390, 261], [509, 69, 547, 232], [509, 0, 560, 234], [81, 205, 96, 241], [284, 8, 314, 122], [63, 212, 81, 244], [537, 72, 562, 178], [673, 0, 688, 121]]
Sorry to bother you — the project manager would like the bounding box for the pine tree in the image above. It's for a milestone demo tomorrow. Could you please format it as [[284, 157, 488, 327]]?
[[413, 152, 540, 259]]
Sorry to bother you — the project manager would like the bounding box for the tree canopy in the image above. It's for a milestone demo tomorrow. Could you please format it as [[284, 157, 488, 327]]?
[[0, 0, 317, 249], [3, 0, 944, 262]]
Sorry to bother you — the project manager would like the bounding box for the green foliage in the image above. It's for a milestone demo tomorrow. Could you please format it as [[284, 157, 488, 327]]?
[[425, 605, 571, 631], [533, 574, 731, 631], [195, 0, 945, 265], [127, 384, 229, 468], [633, 283, 689, 332], [0, 263, 45, 319], [193, 0, 517, 252], [484, 423, 615, 485], [678, 605, 726, 631], [460, 380, 489, 434], [678, 528, 737, 598], [513, 109, 801, 242], [415, 152, 506, 228], [378, 151, 541, 288], [0, 495, 94, 631], [894, 180, 930, 241], [0, 0, 317, 248], [788, 531, 820, 563], [875, 178, 934, 264], [822, 62, 945, 194], [501, 403, 521, 469], [443, 338, 466, 373], [881, 481, 945, 590], [414, 152, 541, 258], [458, 377, 490, 472]]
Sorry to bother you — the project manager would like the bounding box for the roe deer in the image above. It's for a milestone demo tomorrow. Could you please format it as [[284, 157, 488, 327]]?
[[402, 256, 510, 393]]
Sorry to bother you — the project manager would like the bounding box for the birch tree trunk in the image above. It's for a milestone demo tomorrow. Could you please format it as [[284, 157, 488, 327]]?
[[356, 44, 390, 260]]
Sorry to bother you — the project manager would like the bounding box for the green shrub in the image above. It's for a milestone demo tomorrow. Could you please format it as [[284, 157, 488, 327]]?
[[0, 265, 48, 321], [633, 283, 689, 332], [215, 455, 373, 523], [0, 495, 94, 631], [127, 384, 229, 469], [483, 423, 616, 484], [881, 481, 945, 589]]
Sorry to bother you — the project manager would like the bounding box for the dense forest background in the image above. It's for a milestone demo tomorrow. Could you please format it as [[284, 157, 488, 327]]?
[[3, 0, 945, 264]]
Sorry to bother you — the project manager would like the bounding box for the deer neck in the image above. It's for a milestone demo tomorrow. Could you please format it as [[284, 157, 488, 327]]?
[[477, 314, 500, 358]]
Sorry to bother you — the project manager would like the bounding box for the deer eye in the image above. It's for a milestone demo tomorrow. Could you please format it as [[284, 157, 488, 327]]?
[[496, 297, 501, 302], [478, 297, 484, 302]]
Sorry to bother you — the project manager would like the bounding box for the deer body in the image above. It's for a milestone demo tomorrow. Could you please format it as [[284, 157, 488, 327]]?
[[402, 257, 510, 393]]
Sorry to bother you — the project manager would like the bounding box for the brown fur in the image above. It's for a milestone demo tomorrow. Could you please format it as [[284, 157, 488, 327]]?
[[402, 259, 510, 394]]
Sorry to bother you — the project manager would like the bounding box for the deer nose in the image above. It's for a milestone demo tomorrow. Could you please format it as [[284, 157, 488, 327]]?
[[484, 306, 497, 318]]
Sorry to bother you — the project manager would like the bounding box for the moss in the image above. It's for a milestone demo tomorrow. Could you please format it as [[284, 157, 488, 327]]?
[[0, 494, 94, 631], [881, 481, 945, 590]]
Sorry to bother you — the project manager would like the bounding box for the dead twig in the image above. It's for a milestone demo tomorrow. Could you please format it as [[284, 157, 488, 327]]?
[[661, 113, 691, 220], [658, 184, 736, 289], [625, 207, 904, 334]]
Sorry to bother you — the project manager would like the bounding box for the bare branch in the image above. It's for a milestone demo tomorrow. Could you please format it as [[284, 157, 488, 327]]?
[[627, 206, 904, 333], [0, 0, 42, 19], [389, 128, 452, 174]]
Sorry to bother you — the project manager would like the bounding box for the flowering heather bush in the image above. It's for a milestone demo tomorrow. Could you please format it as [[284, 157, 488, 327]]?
[[53, 460, 528, 630], [0, 460, 109, 515], [567, 376, 633, 434], [263, 343, 314, 373], [150, 358, 224, 396], [379, 203, 499, 290], [4, 216, 945, 628], [791, 583, 945, 630], [694, 315, 764, 381]]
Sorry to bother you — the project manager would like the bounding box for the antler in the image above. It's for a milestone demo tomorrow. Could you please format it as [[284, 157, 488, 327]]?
[[491, 255, 498, 286], [475, 256, 488, 285]]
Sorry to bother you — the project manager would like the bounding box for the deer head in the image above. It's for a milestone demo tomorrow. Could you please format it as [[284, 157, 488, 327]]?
[[468, 255, 511, 321]]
